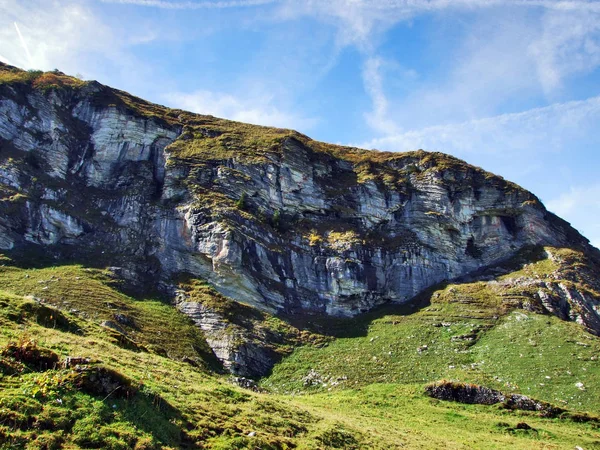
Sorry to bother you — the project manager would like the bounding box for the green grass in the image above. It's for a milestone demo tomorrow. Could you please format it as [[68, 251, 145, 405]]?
[[0, 67, 42, 85], [261, 295, 500, 394], [0, 259, 334, 449], [475, 311, 600, 412], [167, 117, 294, 164], [287, 383, 600, 449], [0, 254, 598, 448], [0, 65, 84, 92], [0, 264, 215, 364]]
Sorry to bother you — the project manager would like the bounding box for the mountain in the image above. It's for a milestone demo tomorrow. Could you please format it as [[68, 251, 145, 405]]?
[[0, 63, 599, 449]]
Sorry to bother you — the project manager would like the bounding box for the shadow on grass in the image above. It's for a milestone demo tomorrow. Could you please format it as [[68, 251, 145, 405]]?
[[278, 286, 437, 339], [113, 391, 200, 449]]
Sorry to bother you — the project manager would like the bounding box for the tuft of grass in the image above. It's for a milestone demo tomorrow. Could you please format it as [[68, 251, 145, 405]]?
[[0, 67, 42, 85], [0, 65, 84, 92], [32, 71, 86, 92], [166, 117, 294, 164]]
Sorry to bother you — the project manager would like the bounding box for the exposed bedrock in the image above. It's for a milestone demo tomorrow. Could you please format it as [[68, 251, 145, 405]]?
[[0, 73, 597, 334]]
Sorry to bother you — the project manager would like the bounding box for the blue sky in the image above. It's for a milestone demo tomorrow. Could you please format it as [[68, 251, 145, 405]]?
[[1, 0, 599, 248]]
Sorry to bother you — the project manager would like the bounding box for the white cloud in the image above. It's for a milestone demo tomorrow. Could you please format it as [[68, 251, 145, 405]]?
[[362, 57, 399, 135], [99, 0, 277, 8], [359, 95, 600, 154], [163, 90, 318, 130], [547, 185, 600, 217], [275, 0, 411, 49], [388, 14, 542, 129], [0, 0, 118, 72], [104, 0, 600, 15], [275, 0, 600, 49], [529, 9, 600, 94], [546, 184, 600, 246]]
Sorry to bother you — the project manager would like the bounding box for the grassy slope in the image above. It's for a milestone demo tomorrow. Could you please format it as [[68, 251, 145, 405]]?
[[0, 259, 354, 449], [0, 252, 597, 449]]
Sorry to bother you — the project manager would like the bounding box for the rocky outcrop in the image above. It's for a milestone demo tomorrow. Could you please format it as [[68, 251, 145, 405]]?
[[176, 300, 278, 377], [0, 63, 599, 344], [425, 380, 566, 417], [454, 247, 600, 335], [166, 138, 579, 317]]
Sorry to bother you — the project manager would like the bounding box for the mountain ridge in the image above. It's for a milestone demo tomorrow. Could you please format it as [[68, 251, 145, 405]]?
[[1, 62, 600, 449], [1, 62, 600, 375]]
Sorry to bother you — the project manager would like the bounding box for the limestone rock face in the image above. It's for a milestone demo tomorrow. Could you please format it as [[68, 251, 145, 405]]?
[[158, 137, 589, 318], [176, 300, 277, 377], [0, 64, 599, 345]]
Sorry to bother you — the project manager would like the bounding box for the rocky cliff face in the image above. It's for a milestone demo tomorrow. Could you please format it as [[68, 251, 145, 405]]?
[[1, 64, 599, 374]]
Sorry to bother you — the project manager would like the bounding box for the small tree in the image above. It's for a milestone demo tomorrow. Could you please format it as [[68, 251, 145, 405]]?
[[235, 193, 246, 210]]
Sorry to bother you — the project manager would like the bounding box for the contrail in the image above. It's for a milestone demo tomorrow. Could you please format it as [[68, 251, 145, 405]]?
[[14, 22, 34, 68]]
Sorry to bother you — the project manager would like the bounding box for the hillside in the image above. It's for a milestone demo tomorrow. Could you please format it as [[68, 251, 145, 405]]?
[[0, 63, 599, 449]]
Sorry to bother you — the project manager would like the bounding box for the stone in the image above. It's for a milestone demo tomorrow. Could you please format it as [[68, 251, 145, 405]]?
[[425, 381, 565, 417], [63, 356, 92, 368], [101, 320, 127, 335]]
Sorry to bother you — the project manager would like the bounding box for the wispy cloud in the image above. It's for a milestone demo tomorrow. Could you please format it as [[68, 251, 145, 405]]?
[[274, 0, 600, 143], [276, 0, 600, 49], [359, 95, 600, 154], [106, 0, 600, 14], [362, 57, 399, 135], [529, 9, 600, 94], [163, 89, 318, 130], [547, 184, 600, 248], [0, 1, 117, 72], [356, 7, 600, 137], [100, 0, 278, 8], [372, 0, 600, 12]]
